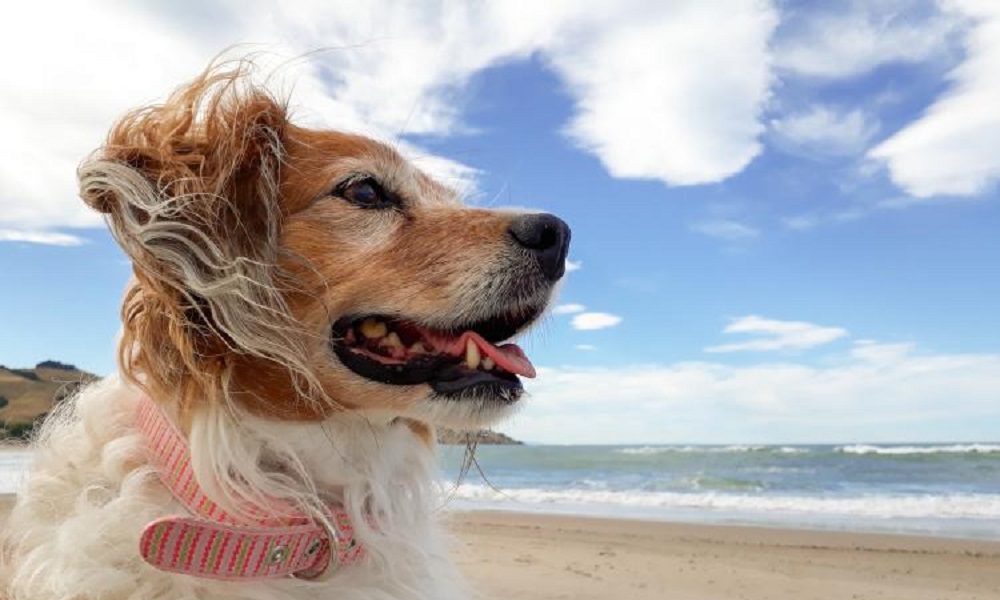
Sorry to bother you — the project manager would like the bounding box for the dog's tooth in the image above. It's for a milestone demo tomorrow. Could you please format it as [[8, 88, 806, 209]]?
[[360, 318, 387, 339], [482, 357, 495, 371], [465, 339, 481, 370], [383, 332, 403, 349], [410, 341, 427, 355]]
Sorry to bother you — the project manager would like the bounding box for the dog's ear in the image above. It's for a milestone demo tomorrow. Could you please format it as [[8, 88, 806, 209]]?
[[80, 66, 288, 254], [79, 64, 320, 408]]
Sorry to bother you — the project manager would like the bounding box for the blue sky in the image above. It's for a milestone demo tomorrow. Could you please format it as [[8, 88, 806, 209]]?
[[2, 1, 999, 444]]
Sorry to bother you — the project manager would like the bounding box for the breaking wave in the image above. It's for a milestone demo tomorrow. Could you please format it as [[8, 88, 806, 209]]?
[[452, 484, 1000, 520], [837, 444, 1000, 455], [617, 445, 810, 455]]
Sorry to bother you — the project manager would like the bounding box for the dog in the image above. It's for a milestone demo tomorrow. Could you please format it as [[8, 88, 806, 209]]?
[[0, 61, 569, 600]]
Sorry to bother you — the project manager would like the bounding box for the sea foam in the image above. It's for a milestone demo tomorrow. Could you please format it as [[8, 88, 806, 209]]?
[[617, 445, 809, 455], [837, 444, 1000, 455], [452, 484, 1000, 520]]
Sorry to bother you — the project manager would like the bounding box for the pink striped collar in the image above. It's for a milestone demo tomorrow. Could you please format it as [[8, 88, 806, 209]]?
[[135, 397, 364, 581]]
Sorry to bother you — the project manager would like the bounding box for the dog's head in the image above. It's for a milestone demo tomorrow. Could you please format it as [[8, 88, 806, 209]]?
[[79, 64, 569, 430]]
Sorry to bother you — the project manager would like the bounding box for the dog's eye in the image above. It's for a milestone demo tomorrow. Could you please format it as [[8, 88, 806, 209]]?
[[334, 177, 396, 209]]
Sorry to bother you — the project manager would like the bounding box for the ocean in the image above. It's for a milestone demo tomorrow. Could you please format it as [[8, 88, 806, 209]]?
[[4, 443, 999, 540], [439, 443, 1000, 540]]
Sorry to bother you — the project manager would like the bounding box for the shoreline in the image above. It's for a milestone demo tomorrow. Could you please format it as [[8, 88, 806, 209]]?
[[3, 483, 999, 543], [447, 508, 1000, 555], [4, 496, 1000, 599], [446, 503, 1000, 544]]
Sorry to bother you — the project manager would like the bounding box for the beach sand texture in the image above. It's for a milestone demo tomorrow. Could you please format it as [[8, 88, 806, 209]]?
[[3, 496, 1000, 599], [450, 511, 1000, 600]]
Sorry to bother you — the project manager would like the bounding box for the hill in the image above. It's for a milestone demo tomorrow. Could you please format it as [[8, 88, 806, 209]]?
[[437, 428, 523, 445], [0, 362, 520, 444], [0, 361, 98, 440]]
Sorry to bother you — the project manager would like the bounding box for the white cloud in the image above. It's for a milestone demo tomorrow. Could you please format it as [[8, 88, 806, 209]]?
[[575, 344, 597, 351], [850, 340, 916, 365], [552, 303, 586, 315], [780, 192, 954, 231], [782, 214, 822, 231], [0, 230, 87, 246], [770, 106, 880, 156], [565, 259, 582, 273], [690, 219, 760, 241], [553, 1, 778, 186], [571, 312, 623, 331], [775, 1, 960, 79], [1, 1, 781, 234], [0, 3, 206, 232], [868, 2, 1000, 197], [705, 315, 848, 353], [513, 346, 1000, 444]]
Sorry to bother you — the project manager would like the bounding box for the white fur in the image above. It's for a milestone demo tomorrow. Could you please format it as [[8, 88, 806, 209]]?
[[1, 376, 469, 600]]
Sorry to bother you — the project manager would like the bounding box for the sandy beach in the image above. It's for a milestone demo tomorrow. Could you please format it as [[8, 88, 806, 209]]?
[[2, 496, 998, 599], [449, 511, 1000, 599]]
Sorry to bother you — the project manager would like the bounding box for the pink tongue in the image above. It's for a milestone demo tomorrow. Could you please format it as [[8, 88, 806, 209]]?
[[442, 331, 536, 378]]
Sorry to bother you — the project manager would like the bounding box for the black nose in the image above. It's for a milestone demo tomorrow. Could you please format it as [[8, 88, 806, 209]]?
[[508, 213, 572, 282]]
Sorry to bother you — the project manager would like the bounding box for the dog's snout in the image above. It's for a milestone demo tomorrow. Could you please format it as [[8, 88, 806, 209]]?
[[508, 213, 572, 282]]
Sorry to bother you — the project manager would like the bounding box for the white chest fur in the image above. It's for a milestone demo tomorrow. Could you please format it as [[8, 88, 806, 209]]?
[[1, 377, 467, 600]]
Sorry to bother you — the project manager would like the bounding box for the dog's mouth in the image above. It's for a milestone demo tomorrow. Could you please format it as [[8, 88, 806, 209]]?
[[330, 310, 540, 398]]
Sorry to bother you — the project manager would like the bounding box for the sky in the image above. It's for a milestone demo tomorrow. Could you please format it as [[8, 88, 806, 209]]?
[[2, 0, 999, 444]]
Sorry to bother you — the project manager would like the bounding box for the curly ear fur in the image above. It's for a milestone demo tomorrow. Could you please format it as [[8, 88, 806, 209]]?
[[78, 62, 325, 414]]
